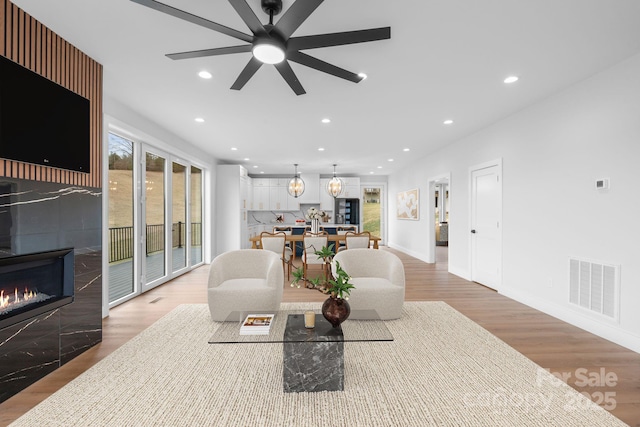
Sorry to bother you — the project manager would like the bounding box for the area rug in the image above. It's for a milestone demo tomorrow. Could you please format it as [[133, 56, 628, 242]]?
[[10, 302, 625, 427]]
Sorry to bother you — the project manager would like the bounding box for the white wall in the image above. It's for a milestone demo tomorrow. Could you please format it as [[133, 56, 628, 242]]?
[[388, 53, 640, 352]]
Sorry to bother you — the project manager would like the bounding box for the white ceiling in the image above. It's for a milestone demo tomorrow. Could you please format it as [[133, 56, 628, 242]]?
[[12, 0, 640, 176]]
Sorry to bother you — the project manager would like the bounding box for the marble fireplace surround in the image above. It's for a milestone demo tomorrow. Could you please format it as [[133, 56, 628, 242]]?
[[0, 248, 75, 331], [0, 178, 102, 403]]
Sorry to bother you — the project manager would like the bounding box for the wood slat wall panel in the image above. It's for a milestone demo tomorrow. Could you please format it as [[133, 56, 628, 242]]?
[[0, 0, 102, 188]]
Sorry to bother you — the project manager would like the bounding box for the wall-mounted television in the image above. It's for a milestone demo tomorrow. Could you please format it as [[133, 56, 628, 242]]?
[[0, 54, 90, 173]]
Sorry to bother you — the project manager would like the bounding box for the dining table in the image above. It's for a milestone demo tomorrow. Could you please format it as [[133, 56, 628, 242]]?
[[249, 233, 381, 260]]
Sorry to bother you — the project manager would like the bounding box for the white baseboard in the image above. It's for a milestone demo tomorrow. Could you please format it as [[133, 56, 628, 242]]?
[[448, 266, 470, 281], [501, 287, 640, 354], [387, 242, 431, 264], [386, 243, 639, 353], [387, 243, 471, 280]]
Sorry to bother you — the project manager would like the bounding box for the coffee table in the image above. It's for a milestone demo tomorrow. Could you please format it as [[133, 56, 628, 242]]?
[[209, 309, 393, 393]]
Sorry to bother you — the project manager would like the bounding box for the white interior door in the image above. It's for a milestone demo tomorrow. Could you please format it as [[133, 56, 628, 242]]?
[[470, 163, 502, 289]]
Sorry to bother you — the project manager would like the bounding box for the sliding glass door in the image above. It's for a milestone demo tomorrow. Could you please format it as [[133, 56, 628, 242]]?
[[107, 132, 207, 305], [107, 134, 136, 303], [172, 162, 187, 273], [143, 150, 167, 286], [190, 166, 203, 266]]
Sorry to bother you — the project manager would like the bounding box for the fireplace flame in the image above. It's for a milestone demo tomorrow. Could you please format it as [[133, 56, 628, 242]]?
[[1, 287, 40, 309]]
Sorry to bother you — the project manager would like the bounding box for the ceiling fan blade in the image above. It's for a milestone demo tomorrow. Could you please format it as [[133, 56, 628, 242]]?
[[274, 0, 323, 39], [288, 51, 361, 83], [166, 45, 252, 60], [288, 27, 391, 51], [274, 61, 306, 95], [130, 0, 253, 43], [228, 0, 267, 35], [231, 57, 263, 90]]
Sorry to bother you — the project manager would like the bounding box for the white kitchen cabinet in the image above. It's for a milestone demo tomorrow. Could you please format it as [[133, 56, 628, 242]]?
[[269, 186, 289, 210], [246, 177, 253, 209], [240, 175, 250, 210], [319, 178, 335, 211], [342, 185, 360, 198], [338, 177, 361, 198], [241, 213, 249, 249], [270, 178, 289, 187], [287, 194, 301, 210], [294, 173, 319, 204], [253, 186, 270, 210]]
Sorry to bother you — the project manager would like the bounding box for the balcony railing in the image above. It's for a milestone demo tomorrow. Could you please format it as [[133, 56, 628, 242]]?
[[108, 222, 202, 263]]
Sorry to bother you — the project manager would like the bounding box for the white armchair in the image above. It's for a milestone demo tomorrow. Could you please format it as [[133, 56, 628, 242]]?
[[332, 248, 405, 320], [208, 249, 283, 321]]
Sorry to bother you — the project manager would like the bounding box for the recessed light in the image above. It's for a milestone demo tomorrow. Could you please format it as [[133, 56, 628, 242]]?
[[243, 158, 250, 161], [403, 148, 410, 152], [377, 166, 383, 169], [318, 147, 325, 151], [358, 73, 368, 80], [369, 171, 375, 174], [321, 118, 331, 124], [253, 165, 258, 168], [260, 171, 264, 174], [194, 117, 205, 123], [443, 119, 454, 125], [198, 71, 212, 79], [388, 158, 394, 162], [231, 147, 238, 151], [504, 75, 519, 84]]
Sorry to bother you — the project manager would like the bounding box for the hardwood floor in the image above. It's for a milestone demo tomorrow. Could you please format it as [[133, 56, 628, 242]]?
[[1, 247, 639, 426]]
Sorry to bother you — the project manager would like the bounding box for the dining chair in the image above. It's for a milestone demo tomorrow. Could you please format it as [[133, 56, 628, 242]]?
[[336, 225, 357, 251], [260, 231, 292, 280], [342, 231, 371, 251], [274, 225, 296, 263], [302, 231, 328, 281], [273, 226, 293, 249]]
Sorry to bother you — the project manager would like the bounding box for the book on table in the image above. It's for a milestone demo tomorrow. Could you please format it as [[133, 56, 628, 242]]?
[[240, 314, 274, 335]]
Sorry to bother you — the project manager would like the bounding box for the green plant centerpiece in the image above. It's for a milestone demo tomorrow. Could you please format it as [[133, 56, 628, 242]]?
[[291, 244, 355, 328]]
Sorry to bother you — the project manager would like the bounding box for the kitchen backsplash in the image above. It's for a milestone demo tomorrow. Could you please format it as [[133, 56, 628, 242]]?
[[248, 209, 334, 225]]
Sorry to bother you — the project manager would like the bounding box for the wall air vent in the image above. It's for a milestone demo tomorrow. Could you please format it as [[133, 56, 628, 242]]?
[[569, 258, 620, 321]]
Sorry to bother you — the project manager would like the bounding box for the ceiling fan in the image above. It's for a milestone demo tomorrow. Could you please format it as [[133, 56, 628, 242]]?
[[130, 0, 391, 95]]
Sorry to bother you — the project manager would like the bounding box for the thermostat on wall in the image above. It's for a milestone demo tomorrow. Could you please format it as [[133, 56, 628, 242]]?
[[595, 178, 610, 190]]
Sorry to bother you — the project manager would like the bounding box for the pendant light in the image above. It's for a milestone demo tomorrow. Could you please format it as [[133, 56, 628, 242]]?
[[288, 164, 305, 198], [326, 164, 344, 198]]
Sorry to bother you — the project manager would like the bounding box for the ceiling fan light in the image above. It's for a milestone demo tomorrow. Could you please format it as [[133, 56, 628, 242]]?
[[252, 43, 285, 64]]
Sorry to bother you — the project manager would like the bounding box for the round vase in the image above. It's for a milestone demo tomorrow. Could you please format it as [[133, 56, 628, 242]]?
[[321, 296, 351, 328], [311, 218, 320, 234]]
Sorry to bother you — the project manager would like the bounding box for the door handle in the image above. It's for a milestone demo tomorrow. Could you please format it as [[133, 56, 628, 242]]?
[[471, 229, 476, 234]]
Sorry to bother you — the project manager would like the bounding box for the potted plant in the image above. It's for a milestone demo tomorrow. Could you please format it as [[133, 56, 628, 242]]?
[[291, 246, 354, 328]]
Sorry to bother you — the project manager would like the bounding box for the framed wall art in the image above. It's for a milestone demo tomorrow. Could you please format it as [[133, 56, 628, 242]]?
[[397, 189, 419, 220]]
